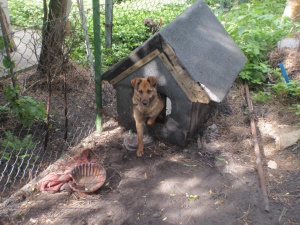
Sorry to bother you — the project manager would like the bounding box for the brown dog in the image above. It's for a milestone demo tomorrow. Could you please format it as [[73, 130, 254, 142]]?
[[131, 76, 165, 157]]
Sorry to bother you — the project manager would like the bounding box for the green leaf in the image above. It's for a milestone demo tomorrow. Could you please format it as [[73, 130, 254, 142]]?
[[3, 56, 16, 69], [237, 27, 247, 36], [0, 37, 4, 50], [19, 154, 31, 159], [186, 194, 199, 202]]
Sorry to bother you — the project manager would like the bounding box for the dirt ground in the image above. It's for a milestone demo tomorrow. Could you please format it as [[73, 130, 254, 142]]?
[[0, 77, 299, 225], [0, 44, 300, 225]]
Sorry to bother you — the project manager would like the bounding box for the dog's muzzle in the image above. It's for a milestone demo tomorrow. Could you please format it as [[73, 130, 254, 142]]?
[[142, 100, 149, 106]]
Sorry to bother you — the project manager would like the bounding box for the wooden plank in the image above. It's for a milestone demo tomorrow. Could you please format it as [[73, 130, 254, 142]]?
[[158, 51, 209, 103], [110, 49, 160, 84], [174, 63, 210, 103]]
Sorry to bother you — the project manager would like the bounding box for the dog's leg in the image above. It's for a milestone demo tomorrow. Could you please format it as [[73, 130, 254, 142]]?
[[134, 109, 144, 157], [136, 120, 144, 156], [147, 115, 158, 126], [147, 100, 164, 126]]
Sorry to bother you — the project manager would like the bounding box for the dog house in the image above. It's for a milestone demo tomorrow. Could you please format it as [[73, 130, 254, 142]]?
[[102, 0, 247, 146]]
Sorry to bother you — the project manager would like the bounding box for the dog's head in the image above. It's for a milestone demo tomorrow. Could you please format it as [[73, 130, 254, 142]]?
[[131, 76, 158, 106]]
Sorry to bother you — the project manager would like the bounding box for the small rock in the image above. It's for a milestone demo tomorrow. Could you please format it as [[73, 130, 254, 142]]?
[[203, 124, 219, 143], [124, 133, 154, 151], [197, 135, 202, 150], [153, 212, 162, 218], [277, 38, 299, 49], [60, 183, 73, 193], [29, 218, 38, 224], [107, 210, 114, 216], [183, 149, 190, 153], [267, 160, 278, 169]]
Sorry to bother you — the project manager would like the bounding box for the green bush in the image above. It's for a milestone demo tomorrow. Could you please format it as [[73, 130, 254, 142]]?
[[222, 0, 294, 85]]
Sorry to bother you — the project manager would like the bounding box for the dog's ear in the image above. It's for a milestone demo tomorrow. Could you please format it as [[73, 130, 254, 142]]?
[[147, 76, 158, 87], [131, 78, 141, 88]]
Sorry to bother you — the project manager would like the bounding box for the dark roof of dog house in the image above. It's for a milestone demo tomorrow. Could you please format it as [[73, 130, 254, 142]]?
[[102, 0, 247, 103]]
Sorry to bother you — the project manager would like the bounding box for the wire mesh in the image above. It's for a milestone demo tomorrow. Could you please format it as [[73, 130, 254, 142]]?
[[0, 2, 102, 199], [0, 0, 192, 201]]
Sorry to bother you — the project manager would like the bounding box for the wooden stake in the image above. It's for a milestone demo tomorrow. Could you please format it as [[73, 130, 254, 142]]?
[[244, 81, 270, 212]]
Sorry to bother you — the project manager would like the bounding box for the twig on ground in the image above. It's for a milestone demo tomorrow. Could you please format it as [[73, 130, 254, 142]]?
[[278, 207, 287, 222]]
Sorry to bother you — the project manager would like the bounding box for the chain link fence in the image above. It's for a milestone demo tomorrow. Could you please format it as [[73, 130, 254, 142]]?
[[0, 0, 193, 200], [0, 1, 101, 199]]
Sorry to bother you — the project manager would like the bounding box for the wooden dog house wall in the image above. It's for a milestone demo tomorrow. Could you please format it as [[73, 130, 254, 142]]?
[[102, 0, 247, 146]]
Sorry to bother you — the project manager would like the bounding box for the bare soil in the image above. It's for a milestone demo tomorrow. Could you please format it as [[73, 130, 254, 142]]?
[[0, 78, 299, 225], [0, 46, 299, 225]]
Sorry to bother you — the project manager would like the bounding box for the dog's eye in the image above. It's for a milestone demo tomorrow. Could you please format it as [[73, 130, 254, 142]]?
[[138, 90, 143, 94], [147, 90, 152, 94]]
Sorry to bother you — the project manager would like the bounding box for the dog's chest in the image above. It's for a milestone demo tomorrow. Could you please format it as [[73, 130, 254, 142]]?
[[135, 100, 161, 117]]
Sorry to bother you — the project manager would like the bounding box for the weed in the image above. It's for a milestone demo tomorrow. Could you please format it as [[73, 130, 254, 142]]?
[[4, 85, 46, 127], [0, 131, 36, 161], [252, 91, 271, 103]]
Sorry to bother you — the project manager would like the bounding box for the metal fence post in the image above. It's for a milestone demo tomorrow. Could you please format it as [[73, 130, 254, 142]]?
[[105, 0, 113, 48], [92, 0, 102, 132]]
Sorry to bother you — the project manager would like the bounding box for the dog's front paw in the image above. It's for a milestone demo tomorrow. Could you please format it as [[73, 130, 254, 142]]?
[[137, 149, 144, 157], [147, 118, 155, 126]]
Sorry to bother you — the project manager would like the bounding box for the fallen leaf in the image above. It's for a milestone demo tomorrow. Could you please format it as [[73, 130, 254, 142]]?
[[186, 194, 198, 202]]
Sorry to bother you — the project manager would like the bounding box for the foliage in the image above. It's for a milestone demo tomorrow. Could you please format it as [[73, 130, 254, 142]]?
[[219, 0, 299, 121], [0, 37, 4, 49], [252, 79, 300, 123], [222, 0, 294, 85], [4, 85, 46, 127], [273, 80, 300, 99], [0, 38, 46, 127], [252, 90, 271, 103], [103, 4, 188, 69], [7, 0, 300, 120], [3, 55, 16, 69], [291, 104, 300, 117], [0, 105, 10, 121], [67, 3, 189, 70], [9, 0, 187, 69], [272, 80, 300, 122], [8, 0, 44, 27], [0, 131, 36, 161]]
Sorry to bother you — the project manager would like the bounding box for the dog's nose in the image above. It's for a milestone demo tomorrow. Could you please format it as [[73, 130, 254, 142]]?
[[142, 100, 148, 106]]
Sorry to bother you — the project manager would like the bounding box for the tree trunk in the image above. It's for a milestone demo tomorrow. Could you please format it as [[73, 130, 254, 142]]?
[[38, 0, 68, 73]]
